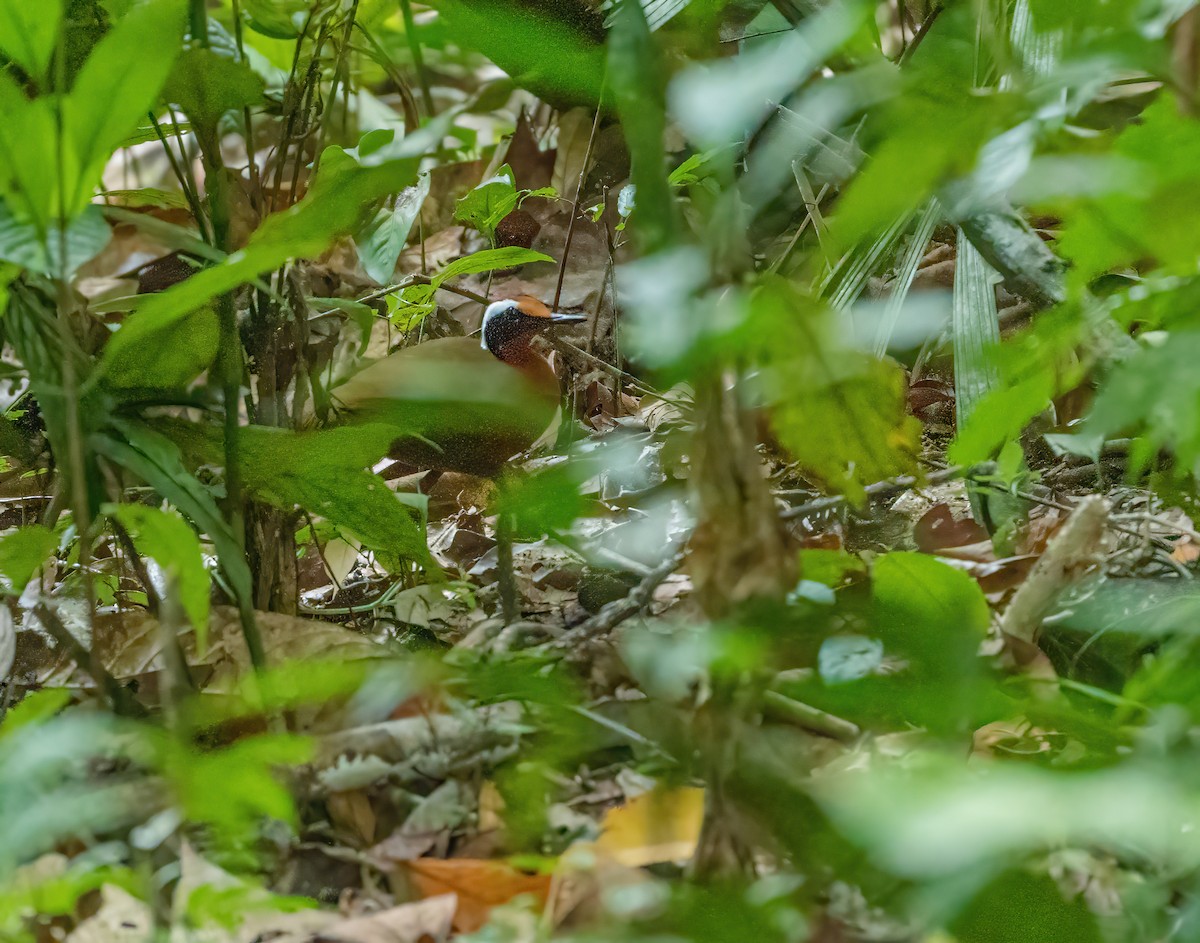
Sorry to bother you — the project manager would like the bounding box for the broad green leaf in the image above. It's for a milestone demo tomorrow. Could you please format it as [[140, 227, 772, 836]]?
[[355, 172, 430, 285], [1059, 97, 1200, 284], [668, 1, 866, 146], [0, 201, 111, 277], [102, 305, 219, 395], [0, 524, 57, 595], [754, 279, 921, 502], [1075, 331, 1200, 477], [454, 165, 519, 244], [241, 0, 308, 38], [0, 711, 150, 878], [608, 0, 675, 253], [0, 688, 71, 736], [163, 48, 265, 139], [106, 503, 211, 651], [0, 72, 58, 229], [237, 425, 430, 563], [61, 0, 188, 214], [99, 154, 425, 379], [497, 463, 588, 539], [950, 870, 1101, 943], [818, 756, 1200, 878], [0, 0, 63, 80], [788, 552, 993, 734], [96, 422, 254, 618], [435, 247, 554, 283], [163, 733, 310, 839], [433, 0, 606, 108]]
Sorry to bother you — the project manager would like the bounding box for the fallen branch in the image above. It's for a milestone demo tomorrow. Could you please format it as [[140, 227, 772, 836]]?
[[555, 541, 689, 652]]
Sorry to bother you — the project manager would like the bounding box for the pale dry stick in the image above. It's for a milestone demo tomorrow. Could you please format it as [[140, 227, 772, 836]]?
[[999, 495, 1110, 646]]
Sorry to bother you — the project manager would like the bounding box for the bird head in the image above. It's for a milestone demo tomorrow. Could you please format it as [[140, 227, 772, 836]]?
[[481, 295, 586, 357]]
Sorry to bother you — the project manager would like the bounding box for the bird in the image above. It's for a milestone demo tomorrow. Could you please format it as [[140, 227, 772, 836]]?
[[332, 295, 585, 477], [332, 295, 586, 620]]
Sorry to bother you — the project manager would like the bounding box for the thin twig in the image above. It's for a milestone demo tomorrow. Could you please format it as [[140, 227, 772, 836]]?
[[779, 463, 992, 520], [553, 99, 604, 312], [556, 540, 688, 651]]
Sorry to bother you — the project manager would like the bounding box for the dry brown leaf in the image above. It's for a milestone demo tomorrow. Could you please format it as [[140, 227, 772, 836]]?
[[913, 504, 990, 553], [328, 790, 378, 846], [395, 859, 552, 933]]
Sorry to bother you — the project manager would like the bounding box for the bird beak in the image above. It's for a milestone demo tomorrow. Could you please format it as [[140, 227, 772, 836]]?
[[549, 313, 586, 324]]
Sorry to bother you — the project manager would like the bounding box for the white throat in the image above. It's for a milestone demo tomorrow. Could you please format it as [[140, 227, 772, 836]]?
[[480, 300, 519, 352]]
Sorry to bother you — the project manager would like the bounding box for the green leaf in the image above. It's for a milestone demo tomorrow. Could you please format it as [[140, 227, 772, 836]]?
[[95, 422, 254, 618], [608, 0, 675, 252], [0, 0, 64, 80], [241, 0, 308, 38], [0, 201, 111, 277], [163, 48, 265, 139], [497, 463, 588, 539], [950, 870, 1101, 943], [106, 503, 211, 651], [355, 172, 430, 285], [61, 0, 188, 215], [756, 279, 921, 502], [237, 425, 430, 563], [102, 304, 219, 395], [454, 165, 519, 244], [435, 247, 554, 284], [0, 524, 57, 595], [0, 72, 58, 229], [1076, 331, 1200, 477]]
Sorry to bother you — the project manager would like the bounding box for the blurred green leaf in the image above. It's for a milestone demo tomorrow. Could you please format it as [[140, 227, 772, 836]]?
[[756, 279, 921, 502], [0, 711, 155, 877], [949, 870, 1101, 943], [165, 733, 310, 841], [106, 503, 210, 650], [0, 524, 57, 595], [61, 0, 188, 214], [1076, 332, 1200, 477], [818, 755, 1200, 878], [0, 0, 63, 80], [797, 548, 866, 588], [609, 0, 676, 253], [498, 462, 588, 539], [237, 424, 430, 564]]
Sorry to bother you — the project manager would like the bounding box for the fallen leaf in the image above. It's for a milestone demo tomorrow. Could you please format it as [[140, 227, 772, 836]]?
[[316, 894, 456, 943], [594, 785, 704, 867], [396, 859, 552, 933]]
